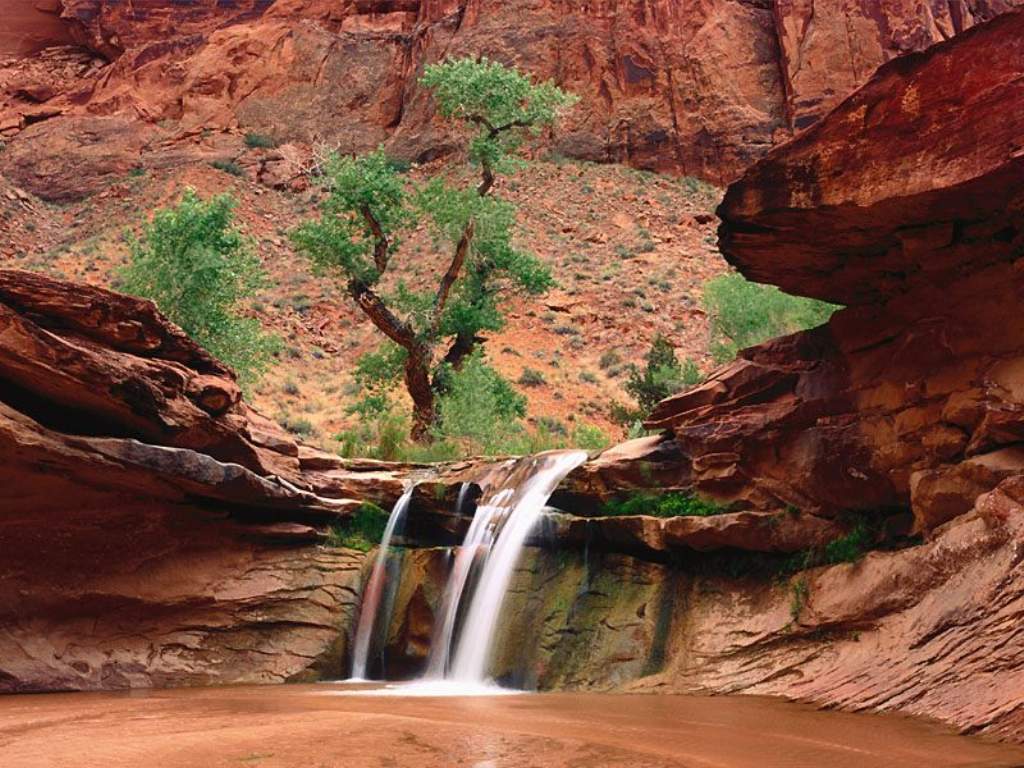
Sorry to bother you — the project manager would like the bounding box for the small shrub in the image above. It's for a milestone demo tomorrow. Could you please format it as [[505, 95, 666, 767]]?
[[599, 350, 621, 369], [518, 368, 547, 387], [602, 491, 727, 518], [244, 132, 277, 149], [822, 521, 872, 565], [535, 416, 568, 437], [211, 160, 245, 177], [572, 423, 610, 450], [325, 502, 389, 552], [282, 379, 301, 396], [280, 415, 315, 437], [784, 518, 877, 573], [789, 577, 809, 623], [579, 370, 598, 384], [625, 335, 702, 417]]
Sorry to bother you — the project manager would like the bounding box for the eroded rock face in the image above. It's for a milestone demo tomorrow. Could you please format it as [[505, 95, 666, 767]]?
[[0, 268, 368, 691], [650, 10, 1024, 537], [2, 0, 1020, 196], [376, 482, 1024, 739], [0, 0, 75, 58]]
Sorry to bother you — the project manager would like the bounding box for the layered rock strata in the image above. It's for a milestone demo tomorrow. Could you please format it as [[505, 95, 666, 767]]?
[[649, 10, 1024, 537], [0, 269, 365, 691], [1, 0, 1021, 196]]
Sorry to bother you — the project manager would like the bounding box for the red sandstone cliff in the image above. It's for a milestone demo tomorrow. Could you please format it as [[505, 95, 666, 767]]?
[[0, 269, 375, 690], [1, 0, 1020, 198]]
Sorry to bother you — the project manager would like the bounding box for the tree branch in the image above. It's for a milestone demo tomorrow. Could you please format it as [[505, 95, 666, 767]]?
[[359, 204, 390, 272], [348, 279, 415, 349], [432, 218, 475, 333], [442, 331, 484, 370], [467, 114, 533, 197]]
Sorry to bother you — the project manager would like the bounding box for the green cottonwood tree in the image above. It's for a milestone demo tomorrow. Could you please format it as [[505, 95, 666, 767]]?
[[121, 189, 277, 387], [292, 57, 577, 440]]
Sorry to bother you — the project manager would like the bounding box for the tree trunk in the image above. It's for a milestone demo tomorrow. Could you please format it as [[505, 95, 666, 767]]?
[[405, 345, 436, 442]]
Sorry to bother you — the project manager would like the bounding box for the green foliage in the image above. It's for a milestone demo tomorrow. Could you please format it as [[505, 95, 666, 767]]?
[[432, 353, 527, 454], [571, 423, 611, 451], [211, 160, 244, 177], [336, 354, 608, 460], [624, 334, 701, 416], [789, 577, 809, 623], [325, 503, 390, 552], [244, 132, 277, 149], [821, 521, 873, 565], [420, 56, 578, 176], [120, 189, 277, 386], [354, 342, 408, 398], [291, 149, 410, 287], [785, 519, 876, 573], [280, 415, 316, 438], [602, 491, 727, 518], [415, 180, 554, 338], [336, 406, 408, 462], [517, 367, 546, 387], [703, 273, 839, 363]]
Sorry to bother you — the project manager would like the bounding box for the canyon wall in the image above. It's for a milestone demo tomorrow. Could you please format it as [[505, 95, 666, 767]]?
[[374, 7, 1024, 743], [0, 269, 370, 690], [1, 0, 1021, 195]]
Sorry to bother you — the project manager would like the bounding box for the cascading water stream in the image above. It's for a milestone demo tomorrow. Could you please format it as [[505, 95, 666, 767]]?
[[346, 449, 586, 692], [349, 485, 415, 681], [447, 450, 587, 683], [425, 487, 512, 678]]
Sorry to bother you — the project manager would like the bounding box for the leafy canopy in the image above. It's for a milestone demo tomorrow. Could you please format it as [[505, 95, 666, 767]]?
[[121, 189, 277, 386], [420, 57, 579, 176], [703, 273, 839, 363]]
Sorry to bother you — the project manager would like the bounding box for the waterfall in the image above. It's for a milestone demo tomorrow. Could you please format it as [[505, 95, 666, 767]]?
[[347, 449, 586, 690], [446, 450, 586, 683], [349, 485, 415, 681], [425, 461, 516, 678]]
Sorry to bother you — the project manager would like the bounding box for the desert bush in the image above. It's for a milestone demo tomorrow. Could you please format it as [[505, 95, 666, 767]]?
[[623, 334, 703, 418], [517, 368, 547, 388], [602, 491, 727, 518], [120, 189, 277, 387], [244, 132, 277, 149]]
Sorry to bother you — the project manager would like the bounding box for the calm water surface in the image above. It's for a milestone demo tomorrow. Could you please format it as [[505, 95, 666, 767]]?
[[0, 684, 1021, 767]]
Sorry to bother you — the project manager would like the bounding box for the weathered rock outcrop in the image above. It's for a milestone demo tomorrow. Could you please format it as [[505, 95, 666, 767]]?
[[379, 474, 1024, 739], [2, 0, 1020, 195], [0, 268, 367, 690], [650, 10, 1024, 537]]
